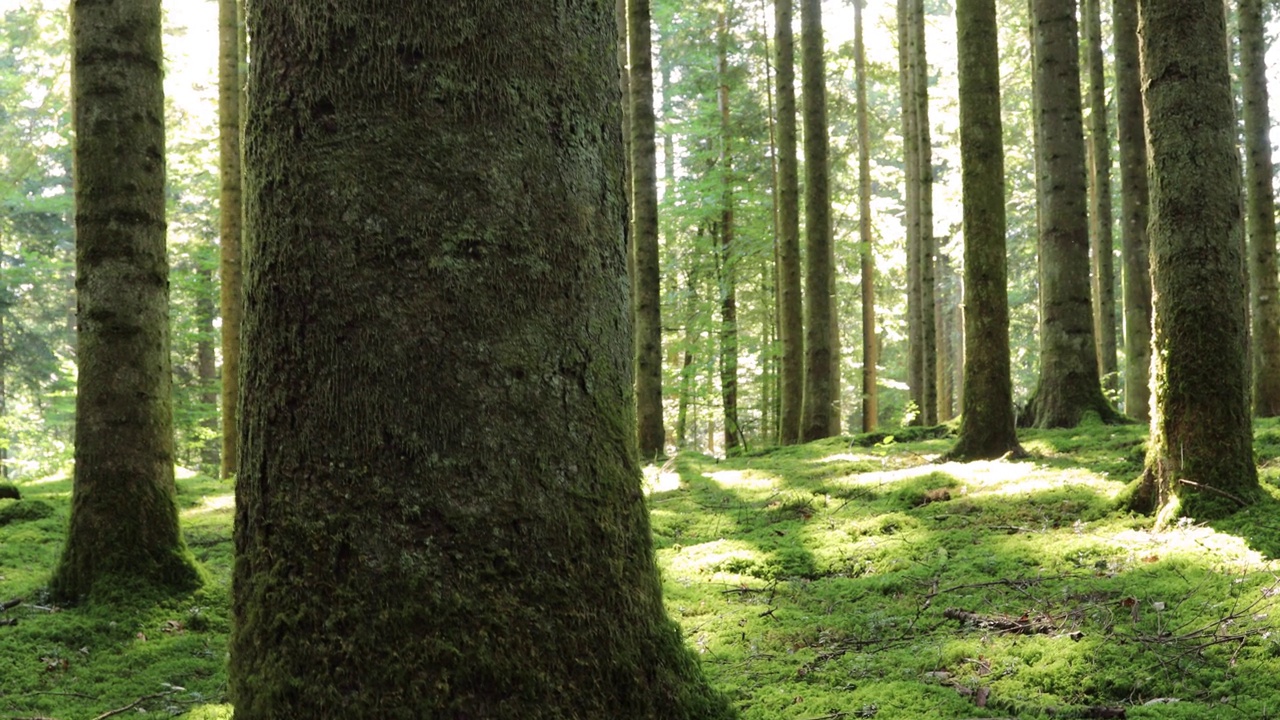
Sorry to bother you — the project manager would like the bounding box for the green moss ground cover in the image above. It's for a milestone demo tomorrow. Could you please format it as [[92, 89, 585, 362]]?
[[6, 421, 1280, 718]]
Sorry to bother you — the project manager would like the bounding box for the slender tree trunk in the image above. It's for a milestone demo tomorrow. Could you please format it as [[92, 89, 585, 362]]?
[[1134, 0, 1258, 519], [936, 254, 954, 422], [800, 0, 835, 441], [1084, 0, 1117, 394], [230, 2, 733, 715], [53, 0, 201, 601], [197, 270, 219, 469], [0, 284, 6, 480], [912, 0, 937, 426], [1114, 0, 1152, 421], [775, 0, 804, 445], [855, 0, 878, 433], [950, 0, 1024, 460], [899, 0, 923, 424], [219, 0, 244, 480], [1025, 0, 1119, 428], [717, 9, 741, 453], [618, 0, 635, 309], [1240, 0, 1280, 416]]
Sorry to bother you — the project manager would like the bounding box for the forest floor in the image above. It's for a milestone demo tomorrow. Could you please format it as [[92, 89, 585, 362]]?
[[5, 420, 1280, 718]]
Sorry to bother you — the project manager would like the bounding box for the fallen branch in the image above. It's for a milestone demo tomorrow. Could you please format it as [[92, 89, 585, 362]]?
[[1176, 478, 1248, 508], [943, 607, 1056, 635], [90, 691, 174, 720]]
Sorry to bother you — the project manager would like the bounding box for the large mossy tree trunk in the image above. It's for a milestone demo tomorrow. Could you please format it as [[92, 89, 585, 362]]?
[[775, 0, 804, 445], [1114, 0, 1152, 422], [1134, 0, 1259, 519], [1240, 0, 1280, 416], [800, 0, 835, 441], [855, 0, 878, 433], [218, 0, 243, 480], [229, 2, 733, 717], [1024, 0, 1120, 428], [1084, 0, 1117, 395], [630, 0, 667, 460], [949, 0, 1023, 461], [53, 0, 201, 602]]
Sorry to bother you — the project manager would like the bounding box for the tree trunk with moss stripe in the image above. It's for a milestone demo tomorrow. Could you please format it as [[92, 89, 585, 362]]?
[[52, 0, 202, 602], [229, 2, 732, 717], [1134, 0, 1259, 519]]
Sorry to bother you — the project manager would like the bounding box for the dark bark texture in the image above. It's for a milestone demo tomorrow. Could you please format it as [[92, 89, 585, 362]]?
[[801, 0, 835, 441], [855, 0, 878, 433], [52, 0, 201, 601], [775, 0, 803, 445], [230, 2, 732, 717], [1084, 0, 1117, 393]]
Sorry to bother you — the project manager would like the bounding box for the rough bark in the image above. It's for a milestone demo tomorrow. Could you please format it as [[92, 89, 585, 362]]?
[[219, 0, 244, 479], [949, 0, 1023, 461], [775, 0, 804, 445], [912, 0, 937, 426], [229, 2, 733, 716], [1084, 0, 1117, 394], [899, 0, 923, 423], [801, 0, 835, 441], [855, 0, 878, 433], [1135, 0, 1259, 519], [1025, 0, 1120, 428], [717, 9, 741, 453], [53, 0, 201, 601], [1114, 0, 1152, 421], [630, 0, 666, 459], [197, 270, 219, 469], [1240, 0, 1280, 416], [618, 0, 634, 313]]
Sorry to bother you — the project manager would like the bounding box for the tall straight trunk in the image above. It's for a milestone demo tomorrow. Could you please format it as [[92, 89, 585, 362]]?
[[197, 270, 219, 469], [936, 254, 954, 422], [0, 285, 6, 480], [760, 0, 782, 444], [950, 0, 1023, 460], [800, 0, 835, 441], [775, 0, 804, 445], [717, 9, 741, 453], [899, 0, 923, 423], [230, 1, 733, 715], [1114, 0, 1151, 421], [1084, 0, 1117, 393], [630, 0, 666, 459], [1240, 0, 1280, 416], [53, 0, 201, 601], [912, 0, 938, 426], [618, 0, 635, 306], [1135, 0, 1258, 519], [855, 0, 878, 433], [1025, 0, 1119, 428], [219, 0, 244, 480]]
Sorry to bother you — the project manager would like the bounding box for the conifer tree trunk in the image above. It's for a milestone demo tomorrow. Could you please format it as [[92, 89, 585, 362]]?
[[718, 8, 741, 453], [230, 2, 733, 716], [1084, 0, 1117, 394], [618, 0, 634, 304], [775, 0, 804, 445], [800, 0, 835, 441], [1240, 0, 1280, 416], [1025, 0, 1119, 428], [219, 0, 243, 479], [197, 271, 219, 469], [1135, 0, 1259, 519], [855, 0, 878, 433], [950, 0, 1023, 460], [899, 0, 923, 424], [1114, 0, 1151, 421], [912, 0, 937, 426], [53, 0, 201, 601], [630, 0, 666, 459]]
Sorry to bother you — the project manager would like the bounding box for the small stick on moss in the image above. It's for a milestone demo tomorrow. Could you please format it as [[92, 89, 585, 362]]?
[[1, 597, 22, 612], [1175, 478, 1248, 507], [90, 691, 174, 720]]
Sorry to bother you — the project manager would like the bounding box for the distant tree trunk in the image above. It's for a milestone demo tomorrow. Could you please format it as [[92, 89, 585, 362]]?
[[717, 9, 741, 453], [912, 0, 937, 426], [53, 0, 201, 601], [1240, 0, 1280, 416], [899, 0, 923, 424], [1024, 0, 1119, 428], [800, 0, 835, 441], [197, 270, 219, 469], [775, 0, 804, 445], [219, 0, 243, 480], [229, 2, 734, 716], [1084, 0, 1117, 394], [630, 0, 666, 460], [1114, 0, 1151, 421], [950, 0, 1023, 460], [936, 254, 955, 422], [1134, 0, 1259, 519], [855, 0, 878, 433], [0, 284, 6, 480]]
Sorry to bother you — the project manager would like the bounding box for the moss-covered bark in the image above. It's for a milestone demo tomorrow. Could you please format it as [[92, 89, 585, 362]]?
[[800, 0, 835, 441], [230, 2, 733, 717], [775, 0, 804, 445], [1084, 0, 1117, 394], [1114, 0, 1151, 422], [1025, 0, 1120, 429], [855, 0, 878, 433], [52, 0, 202, 602], [1134, 0, 1259, 519], [949, 0, 1023, 461]]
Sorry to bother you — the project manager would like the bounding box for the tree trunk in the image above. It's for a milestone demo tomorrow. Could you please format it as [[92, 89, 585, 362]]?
[[1240, 0, 1280, 416], [950, 0, 1023, 460], [197, 270, 219, 470], [855, 0, 878, 433], [53, 0, 201, 601], [618, 0, 634, 313], [1135, 0, 1259, 519], [230, 2, 733, 716], [899, 0, 923, 424], [1084, 0, 1117, 395], [775, 0, 804, 445], [1114, 0, 1152, 421], [717, 8, 740, 453], [912, 0, 937, 426], [219, 0, 244, 480], [1025, 0, 1119, 428], [801, 0, 835, 441], [630, 0, 666, 460]]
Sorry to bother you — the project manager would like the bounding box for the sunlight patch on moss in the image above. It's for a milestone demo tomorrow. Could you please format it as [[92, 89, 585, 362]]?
[[814, 451, 888, 465], [665, 538, 765, 580], [181, 494, 235, 517], [642, 464, 682, 494], [701, 468, 780, 493]]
